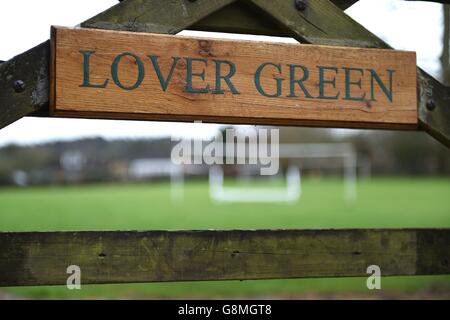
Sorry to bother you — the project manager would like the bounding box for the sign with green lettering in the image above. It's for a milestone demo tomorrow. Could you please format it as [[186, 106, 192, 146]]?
[[50, 27, 418, 128]]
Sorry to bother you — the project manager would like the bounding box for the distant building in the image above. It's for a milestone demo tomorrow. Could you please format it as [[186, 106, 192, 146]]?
[[128, 159, 180, 180]]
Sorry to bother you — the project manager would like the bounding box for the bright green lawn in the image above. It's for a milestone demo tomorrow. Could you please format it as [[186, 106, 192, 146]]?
[[0, 178, 449, 299]]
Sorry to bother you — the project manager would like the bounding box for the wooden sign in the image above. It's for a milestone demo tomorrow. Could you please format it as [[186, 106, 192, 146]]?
[[50, 27, 418, 129]]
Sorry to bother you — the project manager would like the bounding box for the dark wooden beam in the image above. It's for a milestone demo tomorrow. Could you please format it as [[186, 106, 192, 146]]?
[[0, 41, 50, 129], [1, 0, 449, 147], [331, 0, 359, 10], [81, 0, 237, 33], [0, 229, 449, 287], [0, 0, 237, 130], [248, 0, 389, 48], [247, 0, 450, 147], [191, 1, 288, 37], [191, 0, 359, 38], [418, 69, 450, 147]]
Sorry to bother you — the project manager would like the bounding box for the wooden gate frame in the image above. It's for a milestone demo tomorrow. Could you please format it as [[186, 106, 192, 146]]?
[[0, 0, 449, 287]]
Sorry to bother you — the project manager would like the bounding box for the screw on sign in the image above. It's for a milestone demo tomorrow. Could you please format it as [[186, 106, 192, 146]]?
[[295, 0, 308, 11], [426, 99, 436, 111], [13, 80, 25, 93]]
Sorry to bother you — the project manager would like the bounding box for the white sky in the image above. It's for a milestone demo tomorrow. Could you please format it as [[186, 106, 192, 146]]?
[[0, 0, 445, 146]]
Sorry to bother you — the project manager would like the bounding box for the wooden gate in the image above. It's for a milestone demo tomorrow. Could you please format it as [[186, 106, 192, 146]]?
[[0, 0, 449, 287]]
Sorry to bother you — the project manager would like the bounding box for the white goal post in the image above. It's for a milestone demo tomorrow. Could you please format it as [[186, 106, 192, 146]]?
[[208, 143, 359, 203], [209, 165, 301, 203]]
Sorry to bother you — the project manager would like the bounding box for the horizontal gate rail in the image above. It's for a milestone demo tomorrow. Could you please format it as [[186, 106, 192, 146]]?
[[0, 229, 449, 287]]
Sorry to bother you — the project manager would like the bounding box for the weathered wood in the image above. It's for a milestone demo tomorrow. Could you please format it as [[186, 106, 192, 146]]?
[[1, 0, 449, 148], [248, 0, 389, 48], [0, 229, 448, 287], [86, 0, 360, 36], [190, 0, 449, 42], [191, 0, 359, 38], [245, 0, 449, 147], [191, 2, 289, 38], [0, 0, 237, 130], [418, 69, 450, 147], [51, 27, 417, 129], [81, 0, 236, 33], [331, 0, 359, 9], [0, 41, 50, 129]]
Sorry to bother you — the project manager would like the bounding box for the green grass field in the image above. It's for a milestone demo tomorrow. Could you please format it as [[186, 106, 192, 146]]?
[[0, 177, 449, 299]]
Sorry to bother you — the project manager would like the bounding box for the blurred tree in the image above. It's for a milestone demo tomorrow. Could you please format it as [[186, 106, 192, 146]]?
[[278, 127, 335, 144]]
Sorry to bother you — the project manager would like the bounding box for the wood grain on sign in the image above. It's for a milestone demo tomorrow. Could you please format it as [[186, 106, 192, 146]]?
[[50, 27, 418, 129]]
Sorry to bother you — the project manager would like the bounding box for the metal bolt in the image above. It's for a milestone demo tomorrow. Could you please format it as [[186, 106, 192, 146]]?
[[426, 99, 436, 111], [295, 0, 307, 11], [13, 80, 25, 93]]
